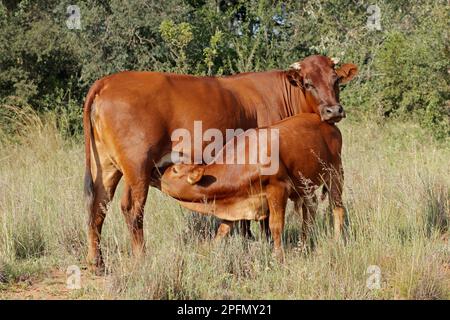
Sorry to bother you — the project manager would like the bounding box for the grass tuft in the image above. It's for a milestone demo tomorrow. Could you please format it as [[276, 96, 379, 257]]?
[[0, 111, 449, 299]]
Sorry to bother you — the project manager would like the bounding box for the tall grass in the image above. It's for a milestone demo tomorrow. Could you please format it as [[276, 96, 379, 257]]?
[[0, 108, 449, 299]]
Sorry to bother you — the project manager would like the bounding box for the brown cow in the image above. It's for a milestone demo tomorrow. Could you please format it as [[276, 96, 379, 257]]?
[[160, 113, 345, 259], [83, 55, 357, 271]]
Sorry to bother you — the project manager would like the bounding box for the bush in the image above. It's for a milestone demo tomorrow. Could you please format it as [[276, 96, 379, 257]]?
[[373, 29, 449, 139], [0, 0, 448, 139]]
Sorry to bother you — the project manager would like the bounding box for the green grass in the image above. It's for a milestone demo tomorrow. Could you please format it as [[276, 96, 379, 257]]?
[[0, 109, 449, 299]]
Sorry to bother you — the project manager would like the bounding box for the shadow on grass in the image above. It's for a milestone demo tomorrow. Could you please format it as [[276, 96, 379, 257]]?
[[423, 180, 449, 238]]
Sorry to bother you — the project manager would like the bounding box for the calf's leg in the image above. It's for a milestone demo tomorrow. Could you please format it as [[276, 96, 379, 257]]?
[[329, 166, 345, 240], [215, 220, 252, 240], [214, 220, 234, 244], [300, 194, 318, 245], [332, 207, 345, 240], [266, 184, 288, 261]]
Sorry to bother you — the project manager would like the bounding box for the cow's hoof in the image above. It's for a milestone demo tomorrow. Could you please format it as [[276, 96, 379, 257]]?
[[88, 263, 106, 276], [86, 256, 105, 276], [297, 241, 309, 254], [212, 236, 226, 247], [272, 249, 285, 263]]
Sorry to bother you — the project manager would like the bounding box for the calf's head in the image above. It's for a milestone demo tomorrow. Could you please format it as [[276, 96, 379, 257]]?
[[161, 164, 206, 200], [286, 55, 358, 123]]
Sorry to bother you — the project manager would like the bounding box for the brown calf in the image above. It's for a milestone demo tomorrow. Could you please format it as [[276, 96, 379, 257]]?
[[161, 113, 345, 258]]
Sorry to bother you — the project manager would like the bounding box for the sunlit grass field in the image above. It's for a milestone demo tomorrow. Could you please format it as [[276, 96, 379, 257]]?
[[0, 109, 449, 299]]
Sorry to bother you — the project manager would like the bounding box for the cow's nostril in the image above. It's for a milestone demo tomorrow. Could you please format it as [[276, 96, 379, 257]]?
[[338, 106, 343, 114], [326, 108, 333, 114]]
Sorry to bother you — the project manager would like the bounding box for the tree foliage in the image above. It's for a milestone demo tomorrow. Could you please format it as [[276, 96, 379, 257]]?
[[0, 0, 448, 139]]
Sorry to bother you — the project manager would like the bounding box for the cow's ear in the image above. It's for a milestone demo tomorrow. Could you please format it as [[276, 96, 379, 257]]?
[[286, 69, 302, 87], [187, 167, 205, 185], [336, 63, 358, 84], [287, 61, 302, 86]]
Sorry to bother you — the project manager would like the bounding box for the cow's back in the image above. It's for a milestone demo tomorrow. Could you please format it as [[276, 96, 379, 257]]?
[[90, 71, 260, 168], [95, 71, 251, 127]]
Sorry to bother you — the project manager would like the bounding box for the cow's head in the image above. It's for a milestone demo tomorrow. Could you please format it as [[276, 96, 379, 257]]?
[[161, 163, 206, 200], [286, 55, 358, 123]]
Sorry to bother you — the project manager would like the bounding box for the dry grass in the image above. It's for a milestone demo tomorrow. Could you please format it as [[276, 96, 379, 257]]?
[[0, 108, 449, 299]]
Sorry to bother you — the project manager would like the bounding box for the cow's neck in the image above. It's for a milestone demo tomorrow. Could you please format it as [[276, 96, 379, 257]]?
[[219, 71, 295, 125], [282, 72, 323, 121], [221, 70, 316, 125], [280, 73, 308, 118]]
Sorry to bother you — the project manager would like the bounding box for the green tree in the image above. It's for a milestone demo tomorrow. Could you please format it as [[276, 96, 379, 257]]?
[[0, 0, 448, 139]]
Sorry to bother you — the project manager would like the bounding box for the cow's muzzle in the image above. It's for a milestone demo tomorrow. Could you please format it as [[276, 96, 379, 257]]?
[[320, 104, 345, 123]]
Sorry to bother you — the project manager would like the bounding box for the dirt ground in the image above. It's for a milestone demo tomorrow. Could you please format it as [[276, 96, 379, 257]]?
[[0, 268, 111, 300]]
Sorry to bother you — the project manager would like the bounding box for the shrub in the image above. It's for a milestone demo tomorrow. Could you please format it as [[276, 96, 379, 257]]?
[[373, 30, 449, 139], [0, 0, 448, 139]]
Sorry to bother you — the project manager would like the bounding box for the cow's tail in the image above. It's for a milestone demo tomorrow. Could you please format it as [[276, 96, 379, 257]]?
[[83, 79, 103, 213]]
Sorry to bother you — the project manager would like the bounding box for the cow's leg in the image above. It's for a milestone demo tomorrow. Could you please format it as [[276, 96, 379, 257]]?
[[120, 179, 150, 258], [86, 158, 122, 272], [300, 194, 318, 245], [219, 219, 268, 242], [293, 197, 303, 243], [329, 166, 345, 240], [240, 220, 254, 239], [259, 217, 271, 241], [214, 220, 234, 243], [267, 185, 288, 261], [216, 220, 252, 240], [116, 129, 166, 258]]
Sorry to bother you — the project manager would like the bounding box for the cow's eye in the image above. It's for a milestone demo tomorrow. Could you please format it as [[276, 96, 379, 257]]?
[[304, 82, 314, 90]]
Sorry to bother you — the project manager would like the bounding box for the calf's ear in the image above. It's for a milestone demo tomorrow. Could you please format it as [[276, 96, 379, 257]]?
[[172, 164, 184, 174], [187, 167, 205, 185], [336, 63, 358, 84]]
